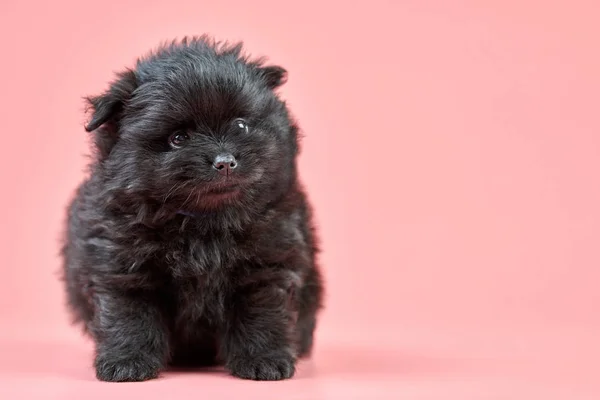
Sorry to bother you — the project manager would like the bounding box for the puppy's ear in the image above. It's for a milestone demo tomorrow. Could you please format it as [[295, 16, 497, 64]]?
[[84, 69, 138, 132], [260, 65, 288, 89]]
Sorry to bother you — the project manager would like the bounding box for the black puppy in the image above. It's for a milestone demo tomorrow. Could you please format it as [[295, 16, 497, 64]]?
[[61, 36, 323, 382]]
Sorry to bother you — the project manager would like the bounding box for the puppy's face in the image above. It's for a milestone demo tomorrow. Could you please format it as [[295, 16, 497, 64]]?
[[85, 38, 298, 213]]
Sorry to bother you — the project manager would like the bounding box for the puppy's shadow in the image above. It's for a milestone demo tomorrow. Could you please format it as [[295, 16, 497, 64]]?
[[0, 340, 485, 383]]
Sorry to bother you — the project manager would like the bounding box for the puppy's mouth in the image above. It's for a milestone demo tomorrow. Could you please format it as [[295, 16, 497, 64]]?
[[204, 182, 241, 196], [201, 178, 245, 199], [174, 177, 252, 213]]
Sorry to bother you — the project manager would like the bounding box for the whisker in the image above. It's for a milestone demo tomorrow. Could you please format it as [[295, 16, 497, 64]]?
[[162, 181, 186, 205], [181, 187, 196, 208]]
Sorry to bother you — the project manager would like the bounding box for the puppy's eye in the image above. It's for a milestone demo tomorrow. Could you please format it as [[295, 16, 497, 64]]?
[[169, 132, 190, 147], [234, 118, 249, 134]]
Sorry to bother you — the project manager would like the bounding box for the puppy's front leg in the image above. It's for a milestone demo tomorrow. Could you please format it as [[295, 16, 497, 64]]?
[[224, 272, 297, 381], [93, 291, 169, 382]]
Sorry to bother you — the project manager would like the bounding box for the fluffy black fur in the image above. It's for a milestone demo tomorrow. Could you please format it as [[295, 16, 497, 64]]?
[[61, 36, 323, 382]]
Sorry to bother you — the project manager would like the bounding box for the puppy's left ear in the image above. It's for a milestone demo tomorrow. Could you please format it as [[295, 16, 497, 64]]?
[[84, 69, 138, 132], [260, 65, 288, 89]]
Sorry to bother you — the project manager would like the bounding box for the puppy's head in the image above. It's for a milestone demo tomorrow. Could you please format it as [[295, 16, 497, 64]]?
[[85, 36, 298, 214]]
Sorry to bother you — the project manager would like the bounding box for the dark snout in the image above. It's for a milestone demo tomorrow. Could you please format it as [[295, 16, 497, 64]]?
[[213, 153, 237, 176]]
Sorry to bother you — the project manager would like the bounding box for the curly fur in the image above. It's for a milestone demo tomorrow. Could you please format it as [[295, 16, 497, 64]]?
[[61, 35, 324, 382]]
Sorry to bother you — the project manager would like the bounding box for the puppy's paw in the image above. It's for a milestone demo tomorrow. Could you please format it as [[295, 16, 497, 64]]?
[[95, 354, 161, 382], [227, 352, 296, 381]]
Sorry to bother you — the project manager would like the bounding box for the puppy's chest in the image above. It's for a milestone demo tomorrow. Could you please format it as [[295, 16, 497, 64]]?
[[162, 235, 244, 276], [162, 236, 243, 327], [170, 271, 230, 329]]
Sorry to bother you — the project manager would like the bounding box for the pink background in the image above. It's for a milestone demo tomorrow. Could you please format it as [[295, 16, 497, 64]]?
[[1, 0, 599, 398]]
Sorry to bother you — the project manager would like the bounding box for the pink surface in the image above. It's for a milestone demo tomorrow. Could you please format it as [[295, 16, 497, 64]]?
[[1, 0, 599, 398]]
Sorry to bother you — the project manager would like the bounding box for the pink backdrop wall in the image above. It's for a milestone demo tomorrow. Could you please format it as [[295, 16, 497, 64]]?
[[1, 0, 599, 370]]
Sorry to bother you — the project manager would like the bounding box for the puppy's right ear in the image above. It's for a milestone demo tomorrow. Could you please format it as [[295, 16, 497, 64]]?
[[84, 69, 138, 132], [260, 65, 288, 89]]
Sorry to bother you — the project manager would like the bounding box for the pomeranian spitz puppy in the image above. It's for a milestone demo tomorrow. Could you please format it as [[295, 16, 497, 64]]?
[[61, 36, 323, 382]]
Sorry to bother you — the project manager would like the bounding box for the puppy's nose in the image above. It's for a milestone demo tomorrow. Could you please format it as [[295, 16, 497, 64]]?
[[212, 154, 237, 175]]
